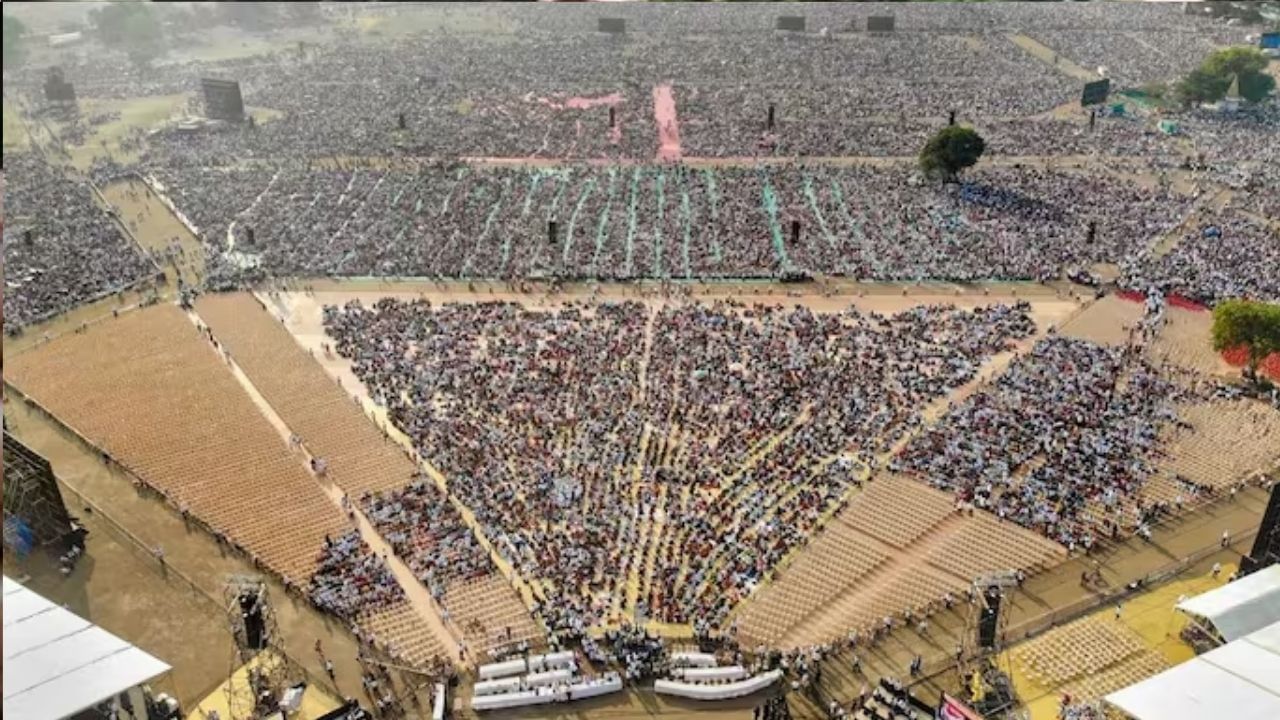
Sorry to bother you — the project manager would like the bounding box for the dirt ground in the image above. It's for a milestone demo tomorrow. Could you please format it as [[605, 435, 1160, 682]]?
[[59, 94, 190, 170], [1, 479, 233, 708]]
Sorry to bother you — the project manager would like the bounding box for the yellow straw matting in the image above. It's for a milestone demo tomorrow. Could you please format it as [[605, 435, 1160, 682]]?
[[187, 650, 341, 720], [1004, 563, 1234, 720]]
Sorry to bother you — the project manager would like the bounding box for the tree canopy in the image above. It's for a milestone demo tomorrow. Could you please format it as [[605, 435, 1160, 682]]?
[[1178, 46, 1276, 105], [1204, 46, 1270, 77], [1211, 299, 1280, 386], [918, 126, 986, 183], [3, 14, 27, 69], [89, 2, 165, 66]]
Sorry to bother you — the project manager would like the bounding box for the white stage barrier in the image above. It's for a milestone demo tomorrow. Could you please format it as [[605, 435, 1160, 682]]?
[[673, 665, 749, 683], [431, 683, 446, 720], [542, 651, 578, 670], [654, 670, 783, 700], [471, 673, 623, 712], [477, 657, 528, 680], [472, 686, 567, 712], [568, 673, 623, 701], [670, 651, 718, 668], [525, 668, 574, 689], [474, 676, 523, 697]]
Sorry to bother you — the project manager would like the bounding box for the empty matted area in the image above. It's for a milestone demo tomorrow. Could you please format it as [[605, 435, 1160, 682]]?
[[195, 292, 416, 497], [1157, 400, 1280, 491], [736, 476, 1065, 649], [5, 305, 347, 582]]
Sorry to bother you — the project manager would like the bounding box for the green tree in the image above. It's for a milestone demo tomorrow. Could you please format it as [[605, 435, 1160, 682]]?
[[3, 14, 27, 69], [919, 126, 986, 183], [1238, 72, 1278, 103], [1178, 47, 1275, 105], [1212, 299, 1280, 387], [1178, 67, 1233, 105], [1204, 46, 1270, 78], [89, 2, 165, 66]]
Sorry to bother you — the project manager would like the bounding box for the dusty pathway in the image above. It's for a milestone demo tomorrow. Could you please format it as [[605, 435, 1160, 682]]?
[[652, 83, 682, 162], [102, 177, 206, 285], [1008, 33, 1097, 81]]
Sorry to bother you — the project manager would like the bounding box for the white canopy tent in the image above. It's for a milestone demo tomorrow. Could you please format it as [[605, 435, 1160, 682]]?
[[1105, 618, 1280, 720], [3, 575, 172, 720], [1175, 565, 1280, 642]]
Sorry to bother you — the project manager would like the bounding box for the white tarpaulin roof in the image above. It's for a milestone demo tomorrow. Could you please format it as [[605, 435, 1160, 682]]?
[[1105, 619, 1280, 720], [1175, 564, 1280, 641], [3, 575, 171, 720]]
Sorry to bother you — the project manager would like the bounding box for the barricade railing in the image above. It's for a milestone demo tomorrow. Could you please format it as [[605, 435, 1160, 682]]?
[[908, 515, 1262, 693], [3, 384, 338, 692]]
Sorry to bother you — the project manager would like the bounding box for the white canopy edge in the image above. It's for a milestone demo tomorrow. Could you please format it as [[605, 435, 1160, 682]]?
[[1105, 619, 1280, 720], [1175, 565, 1280, 642], [3, 575, 172, 720]]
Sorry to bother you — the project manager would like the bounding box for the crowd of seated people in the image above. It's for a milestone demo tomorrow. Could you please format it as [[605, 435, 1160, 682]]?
[[360, 476, 495, 600], [130, 161, 1195, 285], [3, 153, 153, 330], [892, 336, 1196, 547], [4, 1, 1238, 165], [323, 297, 1037, 635], [1030, 29, 1227, 87], [3, 1, 1266, 331], [1121, 210, 1280, 305], [308, 530, 404, 621]]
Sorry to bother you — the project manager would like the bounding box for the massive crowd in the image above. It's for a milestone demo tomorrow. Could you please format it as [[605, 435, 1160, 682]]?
[[361, 477, 495, 600], [309, 529, 405, 621], [893, 336, 1191, 547], [323, 298, 1036, 632], [4, 1, 1268, 328], [4, 2, 1276, 677], [134, 161, 1197, 285], [1029, 29, 1229, 87], [1121, 210, 1280, 305], [2, 153, 154, 330]]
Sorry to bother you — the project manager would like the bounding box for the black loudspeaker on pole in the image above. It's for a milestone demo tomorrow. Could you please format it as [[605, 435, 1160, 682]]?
[[1241, 483, 1280, 576], [949, 110, 956, 126], [767, 104, 776, 131], [548, 220, 558, 246], [791, 220, 800, 246], [978, 586, 1003, 648]]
